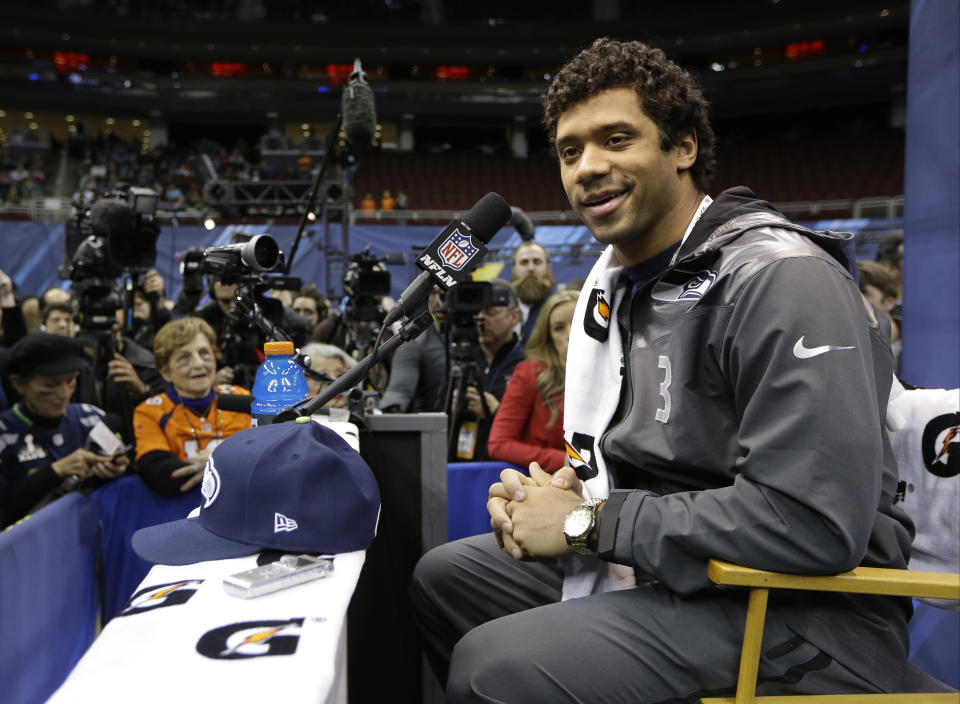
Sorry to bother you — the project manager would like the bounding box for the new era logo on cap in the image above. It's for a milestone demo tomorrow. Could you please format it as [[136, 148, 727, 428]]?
[[132, 418, 381, 565], [274, 513, 298, 533]]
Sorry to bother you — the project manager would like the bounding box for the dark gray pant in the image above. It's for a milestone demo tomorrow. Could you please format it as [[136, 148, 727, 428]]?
[[410, 533, 907, 704]]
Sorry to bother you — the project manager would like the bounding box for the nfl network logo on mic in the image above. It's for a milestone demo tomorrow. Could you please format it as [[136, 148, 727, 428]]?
[[438, 228, 478, 271]]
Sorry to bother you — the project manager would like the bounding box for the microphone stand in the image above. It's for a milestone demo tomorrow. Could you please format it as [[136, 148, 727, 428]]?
[[285, 114, 343, 275], [273, 311, 434, 423]]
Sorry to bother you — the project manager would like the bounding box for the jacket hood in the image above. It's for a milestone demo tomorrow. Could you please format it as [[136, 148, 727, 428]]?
[[678, 186, 858, 278]]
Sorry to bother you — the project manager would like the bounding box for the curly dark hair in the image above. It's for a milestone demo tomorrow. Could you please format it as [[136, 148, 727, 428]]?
[[542, 37, 717, 191]]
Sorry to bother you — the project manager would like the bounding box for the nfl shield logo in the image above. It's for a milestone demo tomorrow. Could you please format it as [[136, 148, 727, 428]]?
[[438, 228, 479, 271]]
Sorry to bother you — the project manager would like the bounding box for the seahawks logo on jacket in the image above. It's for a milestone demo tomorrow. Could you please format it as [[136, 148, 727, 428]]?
[[650, 268, 718, 303], [583, 288, 611, 343], [197, 618, 304, 659], [118, 580, 203, 617]]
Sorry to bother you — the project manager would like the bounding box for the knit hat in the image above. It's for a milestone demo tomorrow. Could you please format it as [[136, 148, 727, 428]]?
[[5, 333, 91, 376], [132, 418, 380, 565]]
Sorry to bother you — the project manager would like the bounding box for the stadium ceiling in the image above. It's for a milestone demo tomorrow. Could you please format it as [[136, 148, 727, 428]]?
[[0, 1, 909, 122]]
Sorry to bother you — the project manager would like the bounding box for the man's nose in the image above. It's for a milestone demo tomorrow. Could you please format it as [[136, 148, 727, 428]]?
[[576, 143, 611, 184]]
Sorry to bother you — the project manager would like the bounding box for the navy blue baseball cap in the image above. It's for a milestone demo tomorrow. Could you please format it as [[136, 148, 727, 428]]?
[[132, 418, 381, 565]]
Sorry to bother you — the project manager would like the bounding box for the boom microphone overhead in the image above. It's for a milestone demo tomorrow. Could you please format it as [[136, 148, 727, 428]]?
[[341, 59, 377, 149]]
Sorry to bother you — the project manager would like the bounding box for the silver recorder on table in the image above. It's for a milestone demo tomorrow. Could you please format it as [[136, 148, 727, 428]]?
[[223, 554, 334, 598]]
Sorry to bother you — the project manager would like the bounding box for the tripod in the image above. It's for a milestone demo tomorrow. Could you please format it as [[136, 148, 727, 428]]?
[[444, 344, 492, 462]]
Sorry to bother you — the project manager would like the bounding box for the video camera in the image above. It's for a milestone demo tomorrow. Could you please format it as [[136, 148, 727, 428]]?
[[60, 188, 161, 332], [343, 247, 391, 323], [442, 281, 509, 362], [199, 234, 302, 370]]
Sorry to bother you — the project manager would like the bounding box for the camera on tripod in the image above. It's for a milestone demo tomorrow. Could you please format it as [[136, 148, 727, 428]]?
[[343, 247, 391, 323], [60, 188, 161, 333], [199, 233, 302, 362], [443, 282, 509, 360]]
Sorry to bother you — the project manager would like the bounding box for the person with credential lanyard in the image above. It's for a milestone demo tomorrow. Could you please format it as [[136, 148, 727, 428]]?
[[450, 279, 526, 462], [133, 317, 250, 497], [0, 334, 129, 528]]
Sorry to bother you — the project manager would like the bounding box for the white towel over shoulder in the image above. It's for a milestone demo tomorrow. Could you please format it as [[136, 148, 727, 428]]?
[[561, 245, 636, 599]]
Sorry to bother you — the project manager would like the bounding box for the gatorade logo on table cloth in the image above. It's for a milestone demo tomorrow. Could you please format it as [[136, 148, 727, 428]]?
[[196, 618, 305, 659]]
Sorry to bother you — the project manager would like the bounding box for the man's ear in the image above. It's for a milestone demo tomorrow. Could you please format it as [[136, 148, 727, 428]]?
[[675, 131, 698, 172]]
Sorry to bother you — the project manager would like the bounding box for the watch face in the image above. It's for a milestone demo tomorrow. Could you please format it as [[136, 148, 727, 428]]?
[[563, 506, 593, 538]]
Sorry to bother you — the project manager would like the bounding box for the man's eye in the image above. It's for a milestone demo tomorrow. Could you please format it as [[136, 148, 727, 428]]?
[[559, 147, 579, 159]]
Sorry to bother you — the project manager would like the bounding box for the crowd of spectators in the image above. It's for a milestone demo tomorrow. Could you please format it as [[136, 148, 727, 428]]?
[[1, 154, 53, 205], [0, 229, 908, 528]]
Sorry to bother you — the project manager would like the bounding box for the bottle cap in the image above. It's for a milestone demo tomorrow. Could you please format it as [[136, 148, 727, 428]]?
[[264, 341, 295, 355]]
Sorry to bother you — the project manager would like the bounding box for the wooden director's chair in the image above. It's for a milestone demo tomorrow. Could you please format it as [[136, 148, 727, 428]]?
[[701, 560, 960, 704]]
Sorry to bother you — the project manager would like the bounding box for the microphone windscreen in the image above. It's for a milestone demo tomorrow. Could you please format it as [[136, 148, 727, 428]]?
[[462, 193, 513, 244], [342, 80, 377, 149]]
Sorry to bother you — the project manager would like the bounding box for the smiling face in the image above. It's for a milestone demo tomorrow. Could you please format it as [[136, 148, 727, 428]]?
[[161, 332, 217, 399], [11, 371, 79, 419], [556, 87, 699, 265]]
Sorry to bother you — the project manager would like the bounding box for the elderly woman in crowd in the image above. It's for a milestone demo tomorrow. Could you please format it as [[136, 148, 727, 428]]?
[[301, 342, 356, 409], [487, 289, 578, 472], [133, 317, 250, 496]]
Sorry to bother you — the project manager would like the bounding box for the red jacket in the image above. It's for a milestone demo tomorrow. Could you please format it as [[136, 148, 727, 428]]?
[[488, 359, 566, 472]]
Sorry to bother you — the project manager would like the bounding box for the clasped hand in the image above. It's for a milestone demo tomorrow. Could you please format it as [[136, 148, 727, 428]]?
[[487, 462, 584, 561]]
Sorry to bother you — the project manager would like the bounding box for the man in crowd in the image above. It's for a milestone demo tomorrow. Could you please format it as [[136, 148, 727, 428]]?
[[379, 290, 447, 413], [41, 302, 76, 338], [40, 286, 72, 309], [291, 284, 328, 334], [449, 279, 524, 461], [411, 37, 925, 702], [511, 241, 555, 342], [196, 278, 310, 388], [0, 334, 128, 527]]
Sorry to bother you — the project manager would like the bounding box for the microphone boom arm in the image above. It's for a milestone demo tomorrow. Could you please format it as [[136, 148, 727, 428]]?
[[273, 311, 434, 423]]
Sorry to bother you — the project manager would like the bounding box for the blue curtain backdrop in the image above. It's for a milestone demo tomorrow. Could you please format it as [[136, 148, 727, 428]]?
[[901, 0, 960, 388]]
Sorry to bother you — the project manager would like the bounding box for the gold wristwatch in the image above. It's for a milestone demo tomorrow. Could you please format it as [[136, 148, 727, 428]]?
[[562, 498, 606, 554]]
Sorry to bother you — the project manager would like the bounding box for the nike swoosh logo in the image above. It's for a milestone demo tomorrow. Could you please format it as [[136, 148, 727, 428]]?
[[793, 336, 856, 359]]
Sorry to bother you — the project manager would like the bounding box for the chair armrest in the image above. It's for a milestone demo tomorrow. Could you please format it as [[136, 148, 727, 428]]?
[[707, 560, 960, 601]]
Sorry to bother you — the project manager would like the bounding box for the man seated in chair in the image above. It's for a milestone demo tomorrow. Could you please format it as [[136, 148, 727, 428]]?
[[409, 38, 949, 703]]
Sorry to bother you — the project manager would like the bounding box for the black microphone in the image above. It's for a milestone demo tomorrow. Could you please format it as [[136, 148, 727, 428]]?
[[341, 58, 376, 149], [217, 393, 253, 415], [382, 192, 513, 328]]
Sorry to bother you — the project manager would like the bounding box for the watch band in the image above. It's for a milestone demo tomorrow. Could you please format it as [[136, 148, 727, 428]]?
[[564, 498, 606, 554]]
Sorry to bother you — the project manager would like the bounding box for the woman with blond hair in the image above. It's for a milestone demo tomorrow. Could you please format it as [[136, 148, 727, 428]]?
[[133, 317, 250, 496], [488, 289, 578, 472]]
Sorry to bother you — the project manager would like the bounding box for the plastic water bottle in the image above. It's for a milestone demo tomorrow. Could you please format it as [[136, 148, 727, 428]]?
[[251, 341, 309, 427]]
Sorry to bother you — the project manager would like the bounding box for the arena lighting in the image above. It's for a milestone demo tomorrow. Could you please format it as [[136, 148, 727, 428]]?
[[203, 215, 217, 231], [306, 211, 317, 222]]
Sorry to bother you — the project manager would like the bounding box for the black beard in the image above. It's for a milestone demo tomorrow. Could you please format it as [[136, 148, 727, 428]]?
[[513, 273, 555, 305]]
